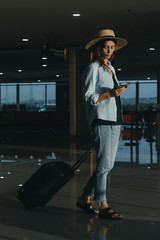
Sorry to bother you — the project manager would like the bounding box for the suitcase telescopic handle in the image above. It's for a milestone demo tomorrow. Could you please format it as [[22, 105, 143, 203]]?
[[72, 144, 95, 171]]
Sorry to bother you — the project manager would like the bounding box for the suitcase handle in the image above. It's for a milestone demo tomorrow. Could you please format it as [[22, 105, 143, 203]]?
[[72, 144, 95, 171]]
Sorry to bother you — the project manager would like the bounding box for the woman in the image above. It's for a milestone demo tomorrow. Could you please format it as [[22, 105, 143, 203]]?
[[76, 29, 128, 220]]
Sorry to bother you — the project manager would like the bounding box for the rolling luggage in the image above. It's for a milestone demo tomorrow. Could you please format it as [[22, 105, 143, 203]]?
[[16, 144, 94, 210]]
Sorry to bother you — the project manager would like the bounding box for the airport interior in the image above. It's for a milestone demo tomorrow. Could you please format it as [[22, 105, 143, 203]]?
[[0, 1, 160, 239]]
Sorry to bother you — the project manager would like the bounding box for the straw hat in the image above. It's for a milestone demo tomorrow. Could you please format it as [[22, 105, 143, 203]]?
[[86, 29, 127, 51]]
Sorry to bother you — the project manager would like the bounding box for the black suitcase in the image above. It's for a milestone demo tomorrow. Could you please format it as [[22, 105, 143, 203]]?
[[16, 144, 94, 210]]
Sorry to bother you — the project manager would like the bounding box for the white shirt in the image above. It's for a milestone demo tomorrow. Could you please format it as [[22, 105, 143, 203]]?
[[82, 60, 120, 126]]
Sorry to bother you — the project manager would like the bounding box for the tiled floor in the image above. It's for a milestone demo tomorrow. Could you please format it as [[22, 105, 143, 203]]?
[[0, 125, 160, 240]]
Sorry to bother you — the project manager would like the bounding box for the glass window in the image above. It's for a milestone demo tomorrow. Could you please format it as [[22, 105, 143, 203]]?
[[120, 82, 136, 110], [47, 84, 56, 111], [20, 84, 45, 112], [18, 82, 56, 112], [139, 82, 157, 111], [0, 82, 57, 112], [1, 84, 17, 111]]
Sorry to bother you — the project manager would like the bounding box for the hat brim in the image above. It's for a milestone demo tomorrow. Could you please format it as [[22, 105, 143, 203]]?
[[86, 36, 128, 51]]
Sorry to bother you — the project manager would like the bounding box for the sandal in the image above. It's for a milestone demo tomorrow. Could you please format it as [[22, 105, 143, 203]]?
[[99, 207, 122, 220], [76, 201, 98, 215]]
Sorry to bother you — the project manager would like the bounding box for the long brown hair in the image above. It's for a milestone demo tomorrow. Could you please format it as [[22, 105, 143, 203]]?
[[89, 39, 116, 65]]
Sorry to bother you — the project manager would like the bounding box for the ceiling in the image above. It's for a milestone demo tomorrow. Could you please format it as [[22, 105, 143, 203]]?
[[0, 0, 160, 82]]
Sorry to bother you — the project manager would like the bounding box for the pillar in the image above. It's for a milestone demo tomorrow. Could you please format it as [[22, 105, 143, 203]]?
[[157, 67, 160, 153], [17, 83, 20, 111], [69, 48, 76, 135], [45, 84, 47, 110], [136, 81, 139, 111], [0, 77, 1, 111]]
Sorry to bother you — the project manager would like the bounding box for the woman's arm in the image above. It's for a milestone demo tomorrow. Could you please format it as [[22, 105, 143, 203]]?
[[82, 63, 99, 106], [97, 85, 127, 103]]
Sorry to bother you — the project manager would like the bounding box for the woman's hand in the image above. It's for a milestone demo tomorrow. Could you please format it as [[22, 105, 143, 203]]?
[[97, 85, 127, 102], [110, 85, 127, 97]]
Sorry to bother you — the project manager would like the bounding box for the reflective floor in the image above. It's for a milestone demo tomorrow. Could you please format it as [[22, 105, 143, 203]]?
[[0, 125, 160, 240]]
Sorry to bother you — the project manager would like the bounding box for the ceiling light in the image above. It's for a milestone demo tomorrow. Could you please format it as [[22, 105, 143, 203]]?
[[22, 38, 29, 42], [147, 77, 150, 80], [117, 68, 121, 71], [149, 47, 155, 51], [72, 13, 81, 17], [42, 57, 47, 60], [18, 69, 22, 72], [42, 64, 47, 67], [56, 74, 60, 77], [38, 80, 41, 82], [0, 72, 3, 75]]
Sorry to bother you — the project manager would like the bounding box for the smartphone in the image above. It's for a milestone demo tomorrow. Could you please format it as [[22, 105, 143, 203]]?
[[120, 82, 131, 87]]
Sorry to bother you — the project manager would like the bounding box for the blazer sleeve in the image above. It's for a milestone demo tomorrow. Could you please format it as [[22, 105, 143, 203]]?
[[82, 63, 99, 106]]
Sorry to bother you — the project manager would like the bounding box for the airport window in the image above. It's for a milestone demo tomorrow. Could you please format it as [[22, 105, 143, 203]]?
[[118, 80, 158, 165], [20, 84, 45, 112], [0, 81, 157, 113], [0, 82, 56, 112], [120, 82, 136, 110], [46, 84, 56, 111], [139, 82, 157, 110], [120, 80, 157, 111], [1, 84, 17, 111]]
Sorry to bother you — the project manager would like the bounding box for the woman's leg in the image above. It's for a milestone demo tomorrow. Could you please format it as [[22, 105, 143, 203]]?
[[96, 125, 122, 219], [78, 125, 121, 216], [83, 125, 120, 201]]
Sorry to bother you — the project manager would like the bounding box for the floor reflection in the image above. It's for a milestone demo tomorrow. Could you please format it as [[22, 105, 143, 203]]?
[[0, 125, 160, 239], [84, 215, 160, 240]]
